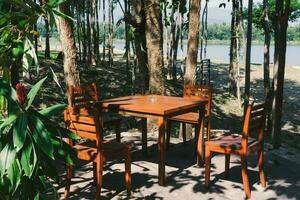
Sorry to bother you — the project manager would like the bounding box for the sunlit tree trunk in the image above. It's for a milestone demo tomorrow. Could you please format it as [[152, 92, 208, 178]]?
[[272, 0, 290, 148], [185, 0, 202, 85], [124, 0, 130, 79], [58, 1, 80, 104], [145, 0, 164, 94], [263, 0, 270, 97]]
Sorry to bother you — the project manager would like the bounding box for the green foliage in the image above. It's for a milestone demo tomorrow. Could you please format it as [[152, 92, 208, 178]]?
[[0, 77, 78, 199], [252, 0, 300, 32], [0, 0, 71, 83]]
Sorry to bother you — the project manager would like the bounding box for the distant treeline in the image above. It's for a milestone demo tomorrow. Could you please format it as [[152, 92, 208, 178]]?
[[37, 21, 300, 43]]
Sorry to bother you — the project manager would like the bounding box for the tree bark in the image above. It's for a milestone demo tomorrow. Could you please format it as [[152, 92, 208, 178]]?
[[271, 0, 290, 148], [144, 0, 164, 94], [86, 0, 92, 64], [90, 0, 97, 65], [58, 1, 80, 104], [244, 0, 253, 115], [263, 0, 271, 97], [229, 0, 239, 96], [185, 0, 202, 85]]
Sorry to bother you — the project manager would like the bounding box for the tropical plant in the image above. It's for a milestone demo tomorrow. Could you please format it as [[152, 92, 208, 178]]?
[[0, 77, 77, 200]]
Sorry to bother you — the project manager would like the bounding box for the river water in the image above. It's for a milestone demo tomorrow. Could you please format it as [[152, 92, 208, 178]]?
[[113, 42, 300, 67]]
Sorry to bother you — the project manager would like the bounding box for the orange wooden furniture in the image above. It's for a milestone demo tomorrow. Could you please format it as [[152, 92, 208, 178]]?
[[64, 106, 131, 199], [204, 102, 267, 199], [166, 85, 212, 149], [101, 95, 207, 185], [69, 83, 122, 142]]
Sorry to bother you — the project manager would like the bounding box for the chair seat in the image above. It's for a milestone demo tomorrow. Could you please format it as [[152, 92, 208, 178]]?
[[169, 112, 210, 124], [75, 140, 129, 162], [205, 135, 260, 154]]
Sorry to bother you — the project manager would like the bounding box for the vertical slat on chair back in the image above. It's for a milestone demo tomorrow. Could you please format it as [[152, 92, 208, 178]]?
[[242, 102, 267, 152], [183, 85, 212, 115], [196, 59, 211, 85], [69, 83, 98, 107], [64, 106, 103, 144]]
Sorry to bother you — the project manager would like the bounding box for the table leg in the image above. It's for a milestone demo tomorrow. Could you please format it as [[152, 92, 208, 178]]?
[[158, 117, 166, 186], [196, 104, 205, 167], [141, 118, 148, 156]]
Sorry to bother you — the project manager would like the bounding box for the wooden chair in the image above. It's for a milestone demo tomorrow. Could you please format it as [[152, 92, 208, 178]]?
[[64, 106, 131, 199], [69, 83, 122, 142], [166, 85, 212, 149], [196, 59, 211, 85], [205, 102, 267, 199]]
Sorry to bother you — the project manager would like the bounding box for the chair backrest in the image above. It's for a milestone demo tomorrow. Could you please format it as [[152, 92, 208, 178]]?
[[64, 106, 103, 146], [242, 102, 267, 152], [196, 59, 211, 85], [183, 84, 213, 115], [69, 83, 98, 107]]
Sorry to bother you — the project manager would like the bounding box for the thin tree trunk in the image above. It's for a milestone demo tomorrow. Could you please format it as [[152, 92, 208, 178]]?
[[229, 0, 239, 96], [102, 0, 106, 62], [145, 0, 164, 94], [263, 0, 270, 97], [172, 7, 181, 81], [124, 0, 130, 79], [86, 0, 92, 64], [58, 1, 80, 104], [108, 0, 114, 67], [76, 3, 82, 61], [91, 0, 97, 65], [271, 0, 290, 148], [44, 17, 50, 58], [185, 0, 202, 85], [82, 0, 87, 62], [244, 0, 253, 115]]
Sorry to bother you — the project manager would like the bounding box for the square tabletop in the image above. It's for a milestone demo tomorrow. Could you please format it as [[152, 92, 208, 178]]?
[[101, 95, 207, 116]]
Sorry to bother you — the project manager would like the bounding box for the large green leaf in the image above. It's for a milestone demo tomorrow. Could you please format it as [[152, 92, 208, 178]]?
[[0, 113, 17, 135], [20, 139, 33, 177], [47, 0, 67, 7], [0, 79, 17, 103], [26, 77, 47, 110], [13, 113, 28, 150], [0, 140, 17, 174], [30, 116, 54, 159], [52, 9, 73, 21], [7, 159, 21, 194], [38, 104, 66, 117]]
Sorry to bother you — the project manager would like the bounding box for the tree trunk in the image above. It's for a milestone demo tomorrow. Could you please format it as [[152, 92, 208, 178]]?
[[229, 0, 239, 96], [102, 0, 106, 62], [44, 17, 50, 58], [82, 0, 87, 62], [244, 0, 253, 115], [76, 3, 82, 61], [124, 0, 130, 79], [145, 0, 164, 95], [58, 1, 80, 104], [185, 0, 202, 85], [108, 0, 114, 67], [131, 0, 149, 94], [90, 0, 97, 65], [271, 0, 290, 148], [263, 0, 271, 97], [86, 0, 92, 64]]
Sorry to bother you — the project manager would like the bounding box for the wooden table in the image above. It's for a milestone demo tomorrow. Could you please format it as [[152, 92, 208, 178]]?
[[101, 95, 207, 186]]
